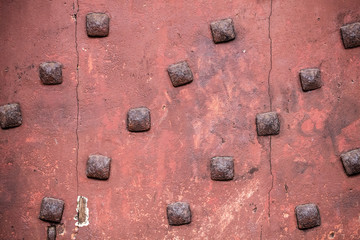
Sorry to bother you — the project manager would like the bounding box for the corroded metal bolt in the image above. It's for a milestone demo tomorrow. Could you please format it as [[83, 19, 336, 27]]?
[[127, 107, 151, 132], [47, 226, 56, 240], [167, 61, 193, 87], [86, 155, 111, 180], [39, 197, 65, 223], [340, 22, 360, 49], [0, 103, 22, 129], [299, 68, 322, 92], [86, 13, 110, 37], [167, 202, 191, 226], [210, 156, 234, 181], [340, 148, 360, 176], [39, 62, 63, 85], [256, 112, 280, 136], [210, 18, 236, 44], [295, 203, 321, 230]]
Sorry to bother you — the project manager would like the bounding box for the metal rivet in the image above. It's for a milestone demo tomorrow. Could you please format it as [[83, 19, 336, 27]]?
[[47, 225, 56, 240], [295, 203, 321, 230], [256, 112, 280, 136], [86, 155, 111, 180], [340, 148, 360, 176], [39, 62, 63, 85], [0, 103, 22, 129], [340, 22, 360, 49], [39, 197, 65, 223], [167, 202, 191, 226], [299, 68, 322, 92], [127, 107, 151, 132], [167, 61, 193, 87], [210, 18, 236, 44], [86, 13, 110, 37], [210, 156, 234, 181]]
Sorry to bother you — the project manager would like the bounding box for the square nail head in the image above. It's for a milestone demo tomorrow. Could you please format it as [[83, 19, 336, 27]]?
[[295, 203, 321, 230], [299, 68, 322, 92], [340, 22, 360, 49], [39, 62, 63, 85], [127, 107, 151, 132], [47, 226, 56, 240], [0, 103, 22, 129], [86, 13, 110, 37], [167, 61, 193, 87], [256, 112, 280, 136], [86, 154, 111, 180], [39, 197, 65, 223], [167, 202, 191, 226], [340, 148, 360, 176], [210, 18, 236, 43], [210, 156, 234, 181]]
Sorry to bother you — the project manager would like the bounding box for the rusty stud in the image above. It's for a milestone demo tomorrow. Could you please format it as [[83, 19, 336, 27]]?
[[210, 156, 234, 181], [167, 61, 193, 87], [340, 148, 360, 176], [295, 203, 321, 230], [39, 197, 65, 223], [340, 22, 360, 49], [167, 202, 191, 226], [47, 226, 56, 240], [39, 62, 63, 85], [210, 18, 236, 44], [0, 103, 22, 129], [86, 13, 110, 37], [127, 107, 151, 132], [86, 155, 111, 180], [299, 68, 322, 92], [256, 112, 280, 136]]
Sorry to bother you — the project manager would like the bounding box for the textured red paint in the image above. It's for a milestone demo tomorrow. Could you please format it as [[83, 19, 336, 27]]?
[[0, 0, 360, 239]]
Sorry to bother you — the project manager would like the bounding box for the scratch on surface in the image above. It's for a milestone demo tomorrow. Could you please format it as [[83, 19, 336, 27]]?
[[74, 0, 80, 197], [267, 0, 274, 219]]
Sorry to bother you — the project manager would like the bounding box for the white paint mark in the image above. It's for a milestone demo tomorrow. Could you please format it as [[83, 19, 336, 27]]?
[[74, 196, 89, 227]]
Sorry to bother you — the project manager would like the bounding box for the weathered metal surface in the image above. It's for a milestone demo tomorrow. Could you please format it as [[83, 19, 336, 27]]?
[[86, 155, 111, 180], [39, 62, 63, 85], [210, 18, 236, 44], [0, 103, 22, 129], [39, 197, 65, 223], [166, 202, 192, 226], [295, 203, 321, 230]]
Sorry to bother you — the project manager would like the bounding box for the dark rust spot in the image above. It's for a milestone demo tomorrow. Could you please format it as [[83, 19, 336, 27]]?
[[295, 203, 321, 230], [0, 103, 22, 129], [256, 112, 280, 136], [86, 155, 111, 180], [340, 148, 360, 176], [167, 61, 193, 87], [210, 18, 236, 44], [299, 68, 322, 92], [39, 197, 65, 223], [166, 202, 191, 226], [47, 225, 56, 240], [39, 62, 63, 85], [340, 22, 360, 49], [210, 156, 234, 181], [127, 107, 151, 132], [86, 13, 110, 37]]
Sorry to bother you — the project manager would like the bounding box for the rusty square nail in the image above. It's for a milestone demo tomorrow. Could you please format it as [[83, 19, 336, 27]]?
[[0, 103, 22, 129], [39, 62, 63, 85], [47, 226, 56, 240], [210, 18, 236, 44], [167, 61, 193, 87], [86, 13, 110, 37], [210, 156, 234, 181], [167, 202, 191, 226], [340, 22, 360, 49], [299, 68, 322, 92], [295, 203, 321, 230], [127, 107, 151, 132], [256, 112, 280, 136], [340, 148, 360, 176], [39, 197, 65, 223], [86, 155, 111, 180]]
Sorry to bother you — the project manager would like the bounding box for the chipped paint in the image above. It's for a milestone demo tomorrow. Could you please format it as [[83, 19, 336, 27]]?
[[74, 196, 89, 227]]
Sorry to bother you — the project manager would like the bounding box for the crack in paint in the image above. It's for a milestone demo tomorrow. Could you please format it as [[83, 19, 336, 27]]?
[[267, 0, 274, 220]]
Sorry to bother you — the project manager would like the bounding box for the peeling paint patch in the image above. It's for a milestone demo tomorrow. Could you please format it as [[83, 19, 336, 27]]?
[[74, 196, 89, 227]]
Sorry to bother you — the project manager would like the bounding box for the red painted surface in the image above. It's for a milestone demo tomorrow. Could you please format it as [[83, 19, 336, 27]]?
[[0, 0, 359, 239]]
